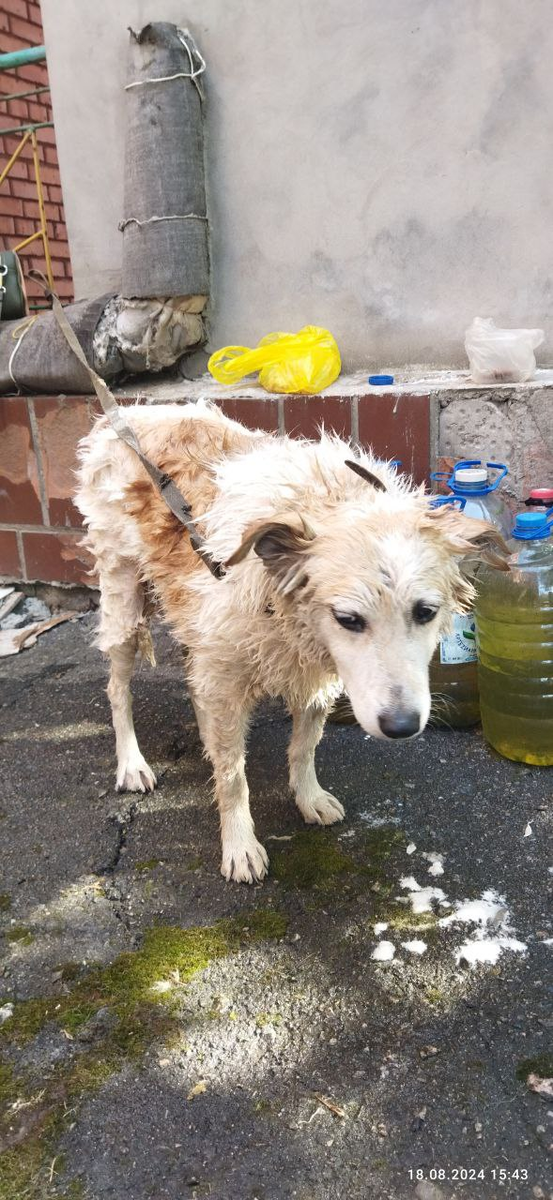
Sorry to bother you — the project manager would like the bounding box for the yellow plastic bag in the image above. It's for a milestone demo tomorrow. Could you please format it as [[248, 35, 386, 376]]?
[[207, 325, 341, 395]]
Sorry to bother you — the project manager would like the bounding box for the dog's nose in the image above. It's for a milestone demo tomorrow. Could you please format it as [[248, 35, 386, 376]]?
[[378, 709, 420, 739]]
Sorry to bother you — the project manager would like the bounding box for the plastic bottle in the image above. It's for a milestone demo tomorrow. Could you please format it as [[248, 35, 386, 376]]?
[[476, 509, 553, 765], [429, 460, 511, 728], [525, 487, 553, 509]]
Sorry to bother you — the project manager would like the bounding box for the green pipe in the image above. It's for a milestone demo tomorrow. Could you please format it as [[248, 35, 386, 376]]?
[[0, 46, 46, 71], [0, 120, 53, 136]]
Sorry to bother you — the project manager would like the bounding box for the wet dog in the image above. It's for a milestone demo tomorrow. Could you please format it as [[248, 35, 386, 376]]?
[[76, 401, 504, 882]]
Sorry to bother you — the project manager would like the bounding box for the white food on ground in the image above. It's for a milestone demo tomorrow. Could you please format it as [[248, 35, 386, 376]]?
[[401, 939, 427, 955], [371, 940, 396, 962]]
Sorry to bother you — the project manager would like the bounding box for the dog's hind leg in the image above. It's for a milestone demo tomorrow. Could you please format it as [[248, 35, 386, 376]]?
[[97, 559, 157, 794], [200, 702, 268, 884], [288, 704, 345, 825]]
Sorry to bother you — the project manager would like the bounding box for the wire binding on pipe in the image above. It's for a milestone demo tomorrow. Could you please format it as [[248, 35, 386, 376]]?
[[125, 28, 206, 90], [118, 213, 208, 232], [7, 314, 37, 391]]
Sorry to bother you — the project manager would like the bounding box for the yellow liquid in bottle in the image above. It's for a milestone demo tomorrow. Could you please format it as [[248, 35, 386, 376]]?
[[429, 653, 480, 729], [476, 541, 553, 765]]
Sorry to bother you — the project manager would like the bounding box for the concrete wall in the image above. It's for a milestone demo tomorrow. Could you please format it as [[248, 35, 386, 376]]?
[[41, 0, 553, 369]]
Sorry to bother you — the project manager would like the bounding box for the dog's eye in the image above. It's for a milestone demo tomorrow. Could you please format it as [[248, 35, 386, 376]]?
[[332, 609, 366, 633], [413, 601, 438, 625]]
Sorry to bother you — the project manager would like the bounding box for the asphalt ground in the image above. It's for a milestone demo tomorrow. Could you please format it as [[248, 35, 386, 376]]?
[[0, 616, 551, 1200]]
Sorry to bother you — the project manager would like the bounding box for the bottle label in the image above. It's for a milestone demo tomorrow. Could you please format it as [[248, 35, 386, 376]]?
[[439, 613, 477, 664]]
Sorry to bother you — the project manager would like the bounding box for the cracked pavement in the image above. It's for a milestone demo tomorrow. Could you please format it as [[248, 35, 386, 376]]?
[[0, 615, 552, 1200]]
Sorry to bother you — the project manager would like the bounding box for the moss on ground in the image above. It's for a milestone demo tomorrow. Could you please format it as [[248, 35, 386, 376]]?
[[0, 908, 287, 1199], [5, 926, 34, 946], [271, 826, 405, 895], [134, 859, 160, 873], [0, 895, 11, 914]]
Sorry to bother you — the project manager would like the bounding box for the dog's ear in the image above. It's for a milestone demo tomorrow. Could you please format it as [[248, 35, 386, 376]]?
[[424, 506, 510, 571], [226, 513, 316, 593]]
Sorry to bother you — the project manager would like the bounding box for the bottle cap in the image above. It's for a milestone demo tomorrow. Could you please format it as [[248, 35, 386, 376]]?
[[454, 467, 488, 484], [528, 488, 553, 501], [368, 374, 394, 385], [512, 511, 553, 540]]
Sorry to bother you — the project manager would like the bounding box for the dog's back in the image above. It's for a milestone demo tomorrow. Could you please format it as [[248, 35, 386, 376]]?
[[75, 400, 265, 649]]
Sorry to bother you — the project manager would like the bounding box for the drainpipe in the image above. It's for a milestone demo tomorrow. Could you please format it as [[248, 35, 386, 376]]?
[[0, 46, 46, 71]]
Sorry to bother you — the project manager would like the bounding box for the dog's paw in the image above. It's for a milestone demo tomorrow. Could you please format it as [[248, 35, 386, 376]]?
[[297, 788, 345, 826], [221, 836, 269, 884], [116, 753, 157, 793]]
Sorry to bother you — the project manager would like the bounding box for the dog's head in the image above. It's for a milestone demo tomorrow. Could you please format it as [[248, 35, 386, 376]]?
[[227, 483, 508, 740]]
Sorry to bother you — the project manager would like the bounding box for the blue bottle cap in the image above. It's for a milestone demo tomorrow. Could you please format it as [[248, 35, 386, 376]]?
[[368, 374, 394, 385], [512, 510, 553, 540]]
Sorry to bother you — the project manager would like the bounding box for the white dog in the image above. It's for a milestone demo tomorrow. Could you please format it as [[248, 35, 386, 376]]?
[[75, 401, 504, 883]]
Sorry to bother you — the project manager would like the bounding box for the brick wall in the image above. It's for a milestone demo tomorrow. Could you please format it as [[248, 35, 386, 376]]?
[[0, 390, 432, 585], [0, 0, 73, 306]]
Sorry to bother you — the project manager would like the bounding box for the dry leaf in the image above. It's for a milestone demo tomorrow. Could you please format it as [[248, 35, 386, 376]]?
[[187, 1080, 207, 1100], [312, 1093, 346, 1119]]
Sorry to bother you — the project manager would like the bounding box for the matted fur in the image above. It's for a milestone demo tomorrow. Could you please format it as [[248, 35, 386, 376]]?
[[75, 401, 505, 883]]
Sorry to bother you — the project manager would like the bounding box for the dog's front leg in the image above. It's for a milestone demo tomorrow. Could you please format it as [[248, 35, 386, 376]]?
[[201, 704, 269, 884], [288, 705, 345, 826]]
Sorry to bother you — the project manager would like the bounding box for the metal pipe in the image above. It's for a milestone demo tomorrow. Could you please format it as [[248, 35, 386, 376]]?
[[0, 84, 50, 105], [0, 121, 53, 136], [31, 128, 54, 290], [0, 128, 32, 186], [0, 46, 46, 71]]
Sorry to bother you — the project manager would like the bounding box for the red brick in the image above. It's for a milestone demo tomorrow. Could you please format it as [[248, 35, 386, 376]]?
[[1, 161, 30, 185], [14, 179, 40, 200], [357, 393, 431, 486], [13, 63, 48, 85], [8, 14, 43, 43], [0, 31, 27, 51], [0, 11, 9, 32], [0, 530, 23, 580], [216, 396, 279, 432], [36, 125, 56, 145], [31, 163, 57, 186], [22, 530, 94, 585], [12, 217, 37, 239], [43, 145, 58, 165], [1, 195, 24, 217], [28, 101, 51, 123], [6, 0, 30, 20], [0, 216, 16, 237], [47, 184, 62, 204], [50, 278, 73, 298], [284, 395, 352, 440], [18, 199, 40, 220], [0, 397, 42, 524], [27, 4, 43, 27], [4, 97, 29, 121], [31, 397, 91, 526]]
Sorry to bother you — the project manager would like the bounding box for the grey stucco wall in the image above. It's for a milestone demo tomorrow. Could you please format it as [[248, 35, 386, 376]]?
[[41, 0, 553, 369]]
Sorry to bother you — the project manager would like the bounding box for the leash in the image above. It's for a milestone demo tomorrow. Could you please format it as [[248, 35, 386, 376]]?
[[28, 272, 224, 579]]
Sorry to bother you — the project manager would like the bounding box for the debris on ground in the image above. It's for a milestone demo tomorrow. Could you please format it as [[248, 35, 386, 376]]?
[[0, 607, 80, 656], [527, 1073, 553, 1098]]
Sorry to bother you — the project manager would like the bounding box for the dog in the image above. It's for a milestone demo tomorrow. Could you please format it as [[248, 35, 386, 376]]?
[[75, 400, 505, 883]]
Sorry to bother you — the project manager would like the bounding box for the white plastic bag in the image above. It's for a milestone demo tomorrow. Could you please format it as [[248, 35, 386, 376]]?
[[465, 317, 544, 384]]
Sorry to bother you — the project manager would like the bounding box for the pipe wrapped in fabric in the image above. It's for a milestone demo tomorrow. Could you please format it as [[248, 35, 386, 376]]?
[[0, 295, 114, 394], [121, 22, 210, 300]]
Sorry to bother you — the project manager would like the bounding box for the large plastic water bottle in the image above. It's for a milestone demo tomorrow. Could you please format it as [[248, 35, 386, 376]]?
[[476, 509, 553, 765], [429, 460, 511, 728]]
